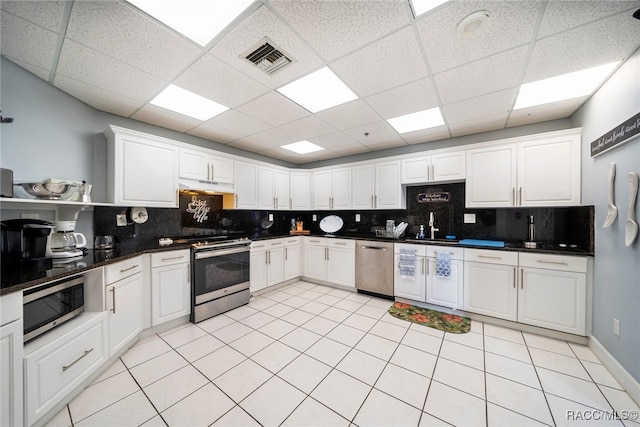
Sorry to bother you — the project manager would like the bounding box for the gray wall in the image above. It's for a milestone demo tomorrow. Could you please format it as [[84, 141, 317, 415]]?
[[571, 48, 640, 383]]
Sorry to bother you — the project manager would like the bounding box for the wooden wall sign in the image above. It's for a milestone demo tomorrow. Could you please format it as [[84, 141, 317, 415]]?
[[590, 112, 640, 157]]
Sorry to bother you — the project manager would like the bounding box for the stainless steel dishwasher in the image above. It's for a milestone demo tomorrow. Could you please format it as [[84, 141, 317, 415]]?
[[355, 240, 394, 297]]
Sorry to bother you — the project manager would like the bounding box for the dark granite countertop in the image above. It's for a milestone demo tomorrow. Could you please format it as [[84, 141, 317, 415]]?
[[1, 231, 593, 297]]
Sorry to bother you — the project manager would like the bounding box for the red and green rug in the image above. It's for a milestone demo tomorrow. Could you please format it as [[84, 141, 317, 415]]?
[[388, 302, 471, 334]]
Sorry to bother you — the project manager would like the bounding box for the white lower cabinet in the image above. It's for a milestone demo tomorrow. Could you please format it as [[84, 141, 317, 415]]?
[[284, 237, 301, 281], [24, 312, 108, 426], [304, 237, 355, 287], [463, 249, 518, 321], [1, 292, 23, 427], [426, 246, 464, 309], [304, 238, 328, 282], [151, 250, 190, 326], [250, 240, 285, 292], [105, 257, 143, 357], [394, 244, 427, 302]]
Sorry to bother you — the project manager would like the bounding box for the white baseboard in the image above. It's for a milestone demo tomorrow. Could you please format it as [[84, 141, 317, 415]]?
[[589, 336, 640, 406]]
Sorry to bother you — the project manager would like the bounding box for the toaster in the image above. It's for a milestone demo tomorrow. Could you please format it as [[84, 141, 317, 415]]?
[[0, 168, 13, 197]]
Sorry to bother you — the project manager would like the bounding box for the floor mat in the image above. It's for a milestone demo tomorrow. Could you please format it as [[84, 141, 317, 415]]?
[[388, 302, 471, 334]]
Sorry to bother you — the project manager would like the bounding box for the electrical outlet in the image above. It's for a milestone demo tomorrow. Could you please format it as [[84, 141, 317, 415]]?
[[268, 213, 274, 221], [614, 318, 620, 336], [464, 213, 476, 224], [116, 214, 127, 226], [312, 214, 317, 221], [355, 213, 361, 222]]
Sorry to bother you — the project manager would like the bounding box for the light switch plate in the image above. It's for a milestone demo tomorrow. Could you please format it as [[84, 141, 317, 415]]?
[[355, 213, 361, 222], [464, 213, 476, 224], [268, 213, 274, 221], [116, 214, 127, 226], [312, 214, 317, 221]]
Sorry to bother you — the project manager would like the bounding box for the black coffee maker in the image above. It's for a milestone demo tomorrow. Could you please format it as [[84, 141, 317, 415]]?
[[1, 219, 55, 268]]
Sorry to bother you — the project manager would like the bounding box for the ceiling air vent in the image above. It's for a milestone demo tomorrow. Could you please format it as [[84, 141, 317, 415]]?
[[243, 38, 294, 75]]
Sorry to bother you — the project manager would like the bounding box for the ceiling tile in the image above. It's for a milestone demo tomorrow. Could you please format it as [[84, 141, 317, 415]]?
[[236, 91, 310, 127], [315, 100, 381, 131], [342, 120, 405, 148], [1, 0, 66, 32], [65, 1, 202, 80], [131, 104, 202, 133], [308, 132, 361, 151], [174, 54, 269, 109], [523, 11, 640, 83], [434, 45, 528, 104], [1, 13, 58, 72], [364, 78, 439, 119], [537, 1, 640, 39], [332, 26, 429, 98], [401, 126, 450, 145], [56, 40, 167, 102], [205, 109, 270, 137], [269, 0, 411, 62], [449, 114, 508, 138], [53, 75, 144, 117], [187, 124, 244, 145], [329, 144, 371, 156], [258, 147, 313, 164], [417, 1, 541, 74], [507, 97, 587, 128], [227, 136, 282, 152], [243, 127, 301, 147], [209, 5, 324, 89], [279, 116, 337, 140], [443, 88, 517, 124]]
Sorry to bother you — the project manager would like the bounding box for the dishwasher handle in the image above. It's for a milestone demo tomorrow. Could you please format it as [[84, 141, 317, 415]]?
[[360, 245, 387, 251]]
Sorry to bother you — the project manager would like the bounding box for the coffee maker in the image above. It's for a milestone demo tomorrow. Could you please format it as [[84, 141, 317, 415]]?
[[47, 221, 87, 258], [1, 219, 55, 268]]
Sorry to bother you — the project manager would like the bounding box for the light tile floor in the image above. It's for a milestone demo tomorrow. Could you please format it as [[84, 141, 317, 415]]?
[[46, 281, 640, 427]]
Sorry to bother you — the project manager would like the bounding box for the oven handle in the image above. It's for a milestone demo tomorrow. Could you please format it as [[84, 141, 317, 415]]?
[[194, 246, 250, 259]]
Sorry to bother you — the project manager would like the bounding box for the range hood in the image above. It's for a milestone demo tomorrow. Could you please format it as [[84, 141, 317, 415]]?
[[178, 179, 235, 194]]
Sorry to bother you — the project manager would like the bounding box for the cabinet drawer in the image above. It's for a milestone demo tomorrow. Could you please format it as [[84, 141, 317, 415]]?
[[284, 237, 300, 246], [251, 241, 268, 250], [464, 249, 518, 265], [1, 292, 22, 326], [268, 239, 285, 248], [305, 237, 327, 247], [395, 243, 427, 257], [151, 250, 190, 268], [519, 252, 587, 273], [427, 245, 464, 260], [105, 256, 143, 283], [328, 239, 355, 249]]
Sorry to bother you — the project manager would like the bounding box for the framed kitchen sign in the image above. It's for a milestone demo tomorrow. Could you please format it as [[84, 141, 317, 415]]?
[[590, 112, 640, 157]]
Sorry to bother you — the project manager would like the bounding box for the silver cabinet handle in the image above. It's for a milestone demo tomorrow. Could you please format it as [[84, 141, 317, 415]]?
[[309, 239, 320, 243], [371, 195, 374, 208], [276, 197, 279, 208], [426, 258, 429, 275], [477, 255, 502, 260], [374, 195, 377, 208], [434, 251, 455, 255], [271, 242, 282, 246], [520, 268, 524, 289], [519, 187, 522, 205], [334, 242, 347, 246], [536, 259, 569, 266], [285, 247, 288, 260], [290, 198, 292, 210], [513, 268, 516, 289], [161, 256, 185, 262], [268, 250, 271, 264], [186, 268, 190, 283], [62, 348, 94, 372], [235, 194, 238, 208], [430, 164, 435, 181], [265, 251, 269, 265], [325, 247, 329, 260], [111, 287, 116, 313], [422, 258, 425, 275], [120, 264, 139, 273], [512, 187, 516, 206]]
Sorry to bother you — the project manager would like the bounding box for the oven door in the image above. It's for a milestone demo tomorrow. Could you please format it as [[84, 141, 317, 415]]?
[[193, 246, 250, 304]]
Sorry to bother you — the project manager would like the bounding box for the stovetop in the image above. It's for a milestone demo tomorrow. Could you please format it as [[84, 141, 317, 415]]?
[[159, 235, 251, 249]]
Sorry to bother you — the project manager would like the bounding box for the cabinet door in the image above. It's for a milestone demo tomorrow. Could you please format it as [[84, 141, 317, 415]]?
[[151, 263, 190, 326], [267, 247, 285, 286], [352, 164, 375, 209], [284, 240, 301, 281], [304, 245, 327, 281], [211, 156, 234, 184], [518, 268, 586, 335], [258, 167, 276, 209], [250, 249, 267, 293], [465, 144, 517, 208], [432, 151, 465, 182], [235, 161, 258, 209], [517, 133, 581, 206], [401, 156, 431, 184], [332, 168, 352, 209], [463, 262, 517, 321], [1, 319, 23, 427], [274, 170, 290, 209], [327, 247, 355, 287], [290, 172, 310, 210], [394, 254, 426, 302], [426, 258, 463, 309], [179, 148, 208, 181], [375, 161, 402, 209], [313, 170, 332, 209], [106, 273, 143, 356]]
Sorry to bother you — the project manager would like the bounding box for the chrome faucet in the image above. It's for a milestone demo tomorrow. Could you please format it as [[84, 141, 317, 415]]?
[[429, 212, 439, 240]]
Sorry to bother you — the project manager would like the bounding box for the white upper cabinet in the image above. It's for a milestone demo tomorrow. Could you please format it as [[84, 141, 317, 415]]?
[[401, 151, 465, 184], [352, 160, 403, 209], [105, 126, 179, 208], [466, 129, 581, 208], [352, 164, 375, 209], [290, 171, 311, 210], [313, 168, 351, 210], [234, 161, 258, 209], [259, 167, 290, 210], [179, 148, 234, 184]]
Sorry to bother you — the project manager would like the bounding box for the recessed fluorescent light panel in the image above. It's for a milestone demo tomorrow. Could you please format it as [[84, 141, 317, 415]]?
[[411, 0, 450, 17], [126, 0, 253, 46], [281, 140, 325, 155], [150, 84, 229, 121], [277, 67, 357, 113], [514, 62, 620, 109], [387, 108, 445, 133]]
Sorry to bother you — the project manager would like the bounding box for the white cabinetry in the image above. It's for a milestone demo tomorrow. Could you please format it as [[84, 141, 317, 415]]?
[[394, 244, 427, 302], [24, 312, 108, 426], [352, 164, 375, 209], [259, 167, 290, 210], [105, 257, 143, 356], [518, 253, 586, 335], [313, 168, 351, 210], [250, 240, 285, 292], [401, 151, 465, 184], [284, 237, 302, 281], [151, 250, 190, 326], [466, 129, 581, 207], [105, 126, 179, 207], [352, 161, 403, 209], [234, 161, 259, 209], [304, 237, 328, 282], [463, 249, 518, 321], [179, 148, 233, 184], [426, 246, 464, 309], [290, 172, 311, 210], [1, 292, 23, 427], [303, 237, 355, 287]]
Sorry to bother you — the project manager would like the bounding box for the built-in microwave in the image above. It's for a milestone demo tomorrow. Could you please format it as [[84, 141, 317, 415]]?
[[23, 275, 84, 342]]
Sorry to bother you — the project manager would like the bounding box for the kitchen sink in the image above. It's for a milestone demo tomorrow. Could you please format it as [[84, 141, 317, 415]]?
[[404, 238, 459, 245]]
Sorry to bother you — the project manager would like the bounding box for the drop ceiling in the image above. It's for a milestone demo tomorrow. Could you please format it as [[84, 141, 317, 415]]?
[[2, 0, 639, 165]]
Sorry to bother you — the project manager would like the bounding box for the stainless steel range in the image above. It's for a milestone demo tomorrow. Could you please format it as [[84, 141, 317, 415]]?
[[181, 236, 251, 323]]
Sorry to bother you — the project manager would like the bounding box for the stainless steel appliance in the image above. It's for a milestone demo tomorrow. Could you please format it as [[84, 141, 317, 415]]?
[[355, 240, 394, 298], [188, 237, 251, 323], [23, 275, 84, 342]]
